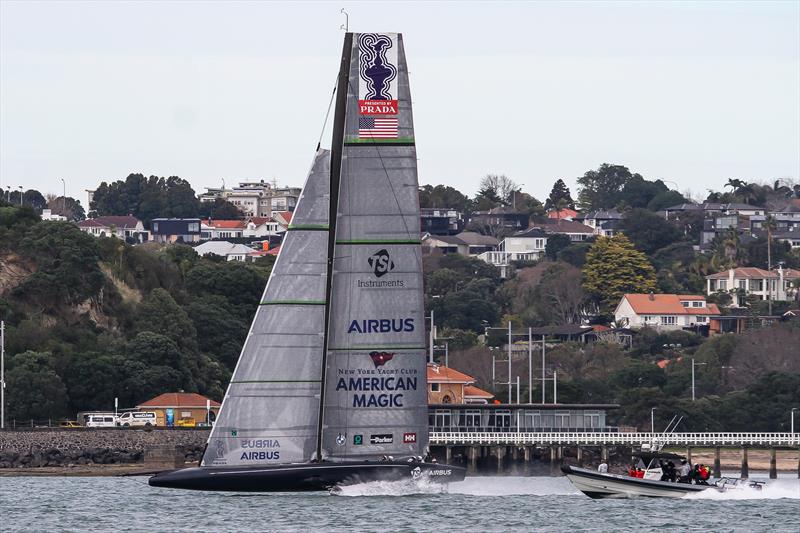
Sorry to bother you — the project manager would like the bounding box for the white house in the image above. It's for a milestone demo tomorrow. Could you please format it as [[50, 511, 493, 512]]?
[[478, 228, 547, 278], [614, 294, 720, 330], [200, 219, 246, 240], [244, 216, 283, 238], [706, 267, 800, 305], [77, 215, 149, 242], [194, 241, 255, 262], [576, 210, 624, 237]]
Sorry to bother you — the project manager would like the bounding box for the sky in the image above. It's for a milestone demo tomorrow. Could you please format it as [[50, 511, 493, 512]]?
[[1, 0, 799, 206]]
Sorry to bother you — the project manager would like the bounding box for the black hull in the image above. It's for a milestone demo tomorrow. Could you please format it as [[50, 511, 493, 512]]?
[[148, 461, 466, 492]]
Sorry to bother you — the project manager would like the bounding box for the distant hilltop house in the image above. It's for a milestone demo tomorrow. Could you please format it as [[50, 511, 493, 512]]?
[[77, 215, 150, 243], [470, 206, 530, 232], [41, 209, 67, 221], [199, 179, 301, 218], [706, 267, 800, 306], [427, 363, 494, 405], [200, 219, 245, 240], [546, 207, 578, 221], [420, 207, 464, 235], [614, 293, 719, 330], [137, 392, 220, 428], [151, 218, 201, 244]]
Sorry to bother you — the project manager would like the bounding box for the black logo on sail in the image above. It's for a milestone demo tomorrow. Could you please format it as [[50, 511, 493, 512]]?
[[368, 249, 395, 278], [370, 434, 394, 445]]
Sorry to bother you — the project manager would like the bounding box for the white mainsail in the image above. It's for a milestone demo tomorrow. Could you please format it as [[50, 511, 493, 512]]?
[[201, 149, 330, 467], [321, 33, 428, 459]]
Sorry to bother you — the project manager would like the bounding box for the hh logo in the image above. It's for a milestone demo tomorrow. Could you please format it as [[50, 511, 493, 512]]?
[[369, 351, 395, 368], [368, 249, 395, 278], [403, 432, 417, 444]]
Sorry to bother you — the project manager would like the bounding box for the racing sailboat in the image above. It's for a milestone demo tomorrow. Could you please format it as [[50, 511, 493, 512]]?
[[149, 32, 465, 491]]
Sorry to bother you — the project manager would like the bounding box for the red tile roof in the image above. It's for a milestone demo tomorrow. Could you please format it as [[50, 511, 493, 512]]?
[[203, 219, 245, 229], [546, 208, 578, 220], [248, 217, 276, 226], [427, 363, 475, 384], [464, 384, 494, 399], [137, 392, 220, 409], [622, 294, 719, 315]]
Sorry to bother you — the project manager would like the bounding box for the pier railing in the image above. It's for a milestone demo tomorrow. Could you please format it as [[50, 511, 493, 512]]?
[[429, 432, 799, 447]]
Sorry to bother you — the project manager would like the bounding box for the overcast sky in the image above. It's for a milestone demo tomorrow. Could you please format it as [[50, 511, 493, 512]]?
[[1, 1, 798, 205]]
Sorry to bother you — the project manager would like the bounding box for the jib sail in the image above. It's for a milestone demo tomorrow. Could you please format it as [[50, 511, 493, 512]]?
[[201, 149, 331, 467]]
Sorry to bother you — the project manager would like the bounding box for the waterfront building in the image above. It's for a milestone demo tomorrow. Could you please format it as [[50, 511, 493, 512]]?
[[427, 363, 493, 405], [428, 403, 618, 433], [137, 392, 221, 427]]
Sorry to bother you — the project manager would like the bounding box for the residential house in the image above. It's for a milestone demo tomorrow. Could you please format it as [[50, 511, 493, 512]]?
[[272, 211, 293, 230], [706, 267, 800, 305], [774, 230, 800, 250], [614, 293, 720, 330], [469, 206, 529, 232], [41, 209, 67, 221], [77, 215, 149, 243], [194, 241, 256, 262], [151, 218, 201, 243], [137, 392, 220, 427], [244, 217, 283, 238], [200, 180, 300, 218], [427, 363, 493, 405], [533, 219, 595, 242], [421, 231, 499, 256], [200, 219, 245, 240], [478, 228, 547, 278], [420, 207, 464, 235], [575, 210, 624, 237]]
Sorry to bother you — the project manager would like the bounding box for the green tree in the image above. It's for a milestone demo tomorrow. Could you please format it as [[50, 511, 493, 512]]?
[[582, 235, 658, 315], [545, 233, 572, 261], [418, 185, 471, 213], [6, 351, 70, 421], [620, 208, 683, 254], [576, 164, 639, 210], [544, 179, 575, 211], [198, 198, 242, 220], [616, 175, 668, 209], [135, 288, 199, 354], [647, 190, 687, 212]]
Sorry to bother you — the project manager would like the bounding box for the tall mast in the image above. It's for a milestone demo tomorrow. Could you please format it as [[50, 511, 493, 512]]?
[[316, 32, 353, 461]]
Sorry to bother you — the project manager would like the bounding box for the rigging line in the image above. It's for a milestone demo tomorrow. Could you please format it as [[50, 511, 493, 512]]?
[[316, 79, 339, 151], [345, 77, 423, 274]]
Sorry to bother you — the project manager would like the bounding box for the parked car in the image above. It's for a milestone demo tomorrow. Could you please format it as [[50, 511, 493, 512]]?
[[59, 420, 81, 428], [175, 417, 196, 428], [82, 413, 117, 428], [116, 411, 158, 428]]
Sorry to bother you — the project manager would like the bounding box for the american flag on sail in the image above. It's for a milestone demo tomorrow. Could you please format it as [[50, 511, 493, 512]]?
[[358, 117, 398, 139]]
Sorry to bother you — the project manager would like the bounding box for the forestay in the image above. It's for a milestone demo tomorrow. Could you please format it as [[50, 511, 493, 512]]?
[[321, 33, 428, 459], [201, 150, 331, 467]]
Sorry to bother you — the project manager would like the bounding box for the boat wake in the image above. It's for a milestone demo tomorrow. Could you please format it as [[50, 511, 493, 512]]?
[[684, 479, 800, 500], [331, 476, 579, 497], [331, 478, 447, 497]]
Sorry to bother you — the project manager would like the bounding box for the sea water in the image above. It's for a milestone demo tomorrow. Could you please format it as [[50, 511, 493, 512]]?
[[0, 474, 798, 532]]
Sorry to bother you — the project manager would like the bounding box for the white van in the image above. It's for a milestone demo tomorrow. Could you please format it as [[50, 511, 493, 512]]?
[[116, 411, 157, 427], [82, 413, 117, 428]]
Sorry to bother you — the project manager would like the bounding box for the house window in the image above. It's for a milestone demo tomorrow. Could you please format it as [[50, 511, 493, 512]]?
[[430, 383, 440, 392], [682, 301, 689, 307], [695, 316, 707, 323], [434, 409, 451, 428], [752, 280, 763, 291], [738, 280, 747, 290], [555, 411, 570, 429], [692, 301, 703, 307], [463, 410, 481, 428], [188, 223, 199, 232], [661, 316, 677, 325], [153, 222, 159, 232]]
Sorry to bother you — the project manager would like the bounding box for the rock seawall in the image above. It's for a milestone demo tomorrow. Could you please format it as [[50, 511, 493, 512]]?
[[0, 429, 209, 468]]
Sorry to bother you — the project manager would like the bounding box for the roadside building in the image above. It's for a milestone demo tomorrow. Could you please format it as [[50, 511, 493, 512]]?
[[614, 293, 719, 330], [41, 209, 67, 221], [478, 228, 547, 277], [575, 210, 624, 237], [77, 215, 150, 243], [136, 392, 221, 427], [546, 207, 578, 220], [421, 232, 499, 256], [151, 218, 201, 244], [532, 219, 595, 242], [705, 267, 800, 305], [469, 206, 529, 232], [244, 217, 283, 238]]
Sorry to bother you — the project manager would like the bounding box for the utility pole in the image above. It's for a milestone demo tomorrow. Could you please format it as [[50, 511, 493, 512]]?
[[1, 321, 5, 430], [553, 371, 557, 404], [692, 359, 707, 401], [651, 407, 657, 434], [528, 327, 532, 404], [428, 309, 434, 364], [541, 335, 546, 404], [61, 178, 66, 217], [507, 321, 512, 403]]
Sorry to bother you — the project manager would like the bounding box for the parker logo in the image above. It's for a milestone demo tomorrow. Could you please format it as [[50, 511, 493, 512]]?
[[403, 432, 417, 444], [370, 433, 394, 445], [367, 249, 395, 278], [369, 351, 395, 368]]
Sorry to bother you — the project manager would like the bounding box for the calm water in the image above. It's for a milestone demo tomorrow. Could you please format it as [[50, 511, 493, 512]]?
[[1, 474, 798, 532]]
